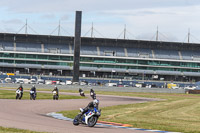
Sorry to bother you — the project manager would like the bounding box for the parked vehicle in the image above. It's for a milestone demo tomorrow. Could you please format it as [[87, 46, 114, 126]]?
[[73, 107, 101, 127], [30, 79, 36, 84], [184, 85, 196, 90], [135, 83, 142, 88], [117, 84, 123, 87], [167, 83, 178, 89], [23, 79, 30, 84], [45, 80, 52, 85], [66, 80, 72, 85], [37, 79, 45, 84], [80, 81, 87, 86], [5, 78, 12, 83], [60, 82, 66, 85], [106, 83, 117, 87], [52, 81, 57, 85], [123, 85, 129, 87], [15, 78, 24, 84]]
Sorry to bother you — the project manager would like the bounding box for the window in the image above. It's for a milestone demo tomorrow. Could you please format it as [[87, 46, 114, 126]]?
[[37, 55, 47, 60], [26, 54, 36, 59]]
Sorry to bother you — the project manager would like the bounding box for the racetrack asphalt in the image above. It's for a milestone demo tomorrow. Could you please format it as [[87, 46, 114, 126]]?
[[0, 91, 158, 133]]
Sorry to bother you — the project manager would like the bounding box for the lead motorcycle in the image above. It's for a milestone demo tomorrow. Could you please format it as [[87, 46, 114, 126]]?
[[73, 107, 101, 127]]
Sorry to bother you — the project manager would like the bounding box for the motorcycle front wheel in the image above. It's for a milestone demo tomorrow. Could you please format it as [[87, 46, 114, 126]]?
[[87, 116, 98, 127], [73, 114, 81, 126], [16, 94, 18, 99]]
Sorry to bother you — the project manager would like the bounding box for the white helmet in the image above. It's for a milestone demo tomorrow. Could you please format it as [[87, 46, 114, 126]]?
[[93, 99, 99, 106]]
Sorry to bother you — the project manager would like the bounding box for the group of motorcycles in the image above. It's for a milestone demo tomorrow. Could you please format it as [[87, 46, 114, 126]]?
[[15, 88, 37, 100], [15, 86, 59, 100], [79, 88, 96, 100], [74, 89, 101, 127], [16, 86, 101, 127]]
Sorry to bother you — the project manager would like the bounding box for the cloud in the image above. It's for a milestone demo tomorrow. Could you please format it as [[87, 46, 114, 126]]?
[[0, 0, 200, 43], [40, 14, 56, 20], [61, 14, 69, 21], [1, 19, 23, 25], [1, 0, 200, 13]]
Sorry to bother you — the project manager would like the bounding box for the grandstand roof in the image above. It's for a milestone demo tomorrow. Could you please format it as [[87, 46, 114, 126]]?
[[0, 33, 200, 51]]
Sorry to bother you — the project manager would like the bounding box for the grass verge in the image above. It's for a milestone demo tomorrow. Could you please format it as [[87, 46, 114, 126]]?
[[0, 89, 86, 100], [59, 92, 200, 133], [0, 126, 45, 133]]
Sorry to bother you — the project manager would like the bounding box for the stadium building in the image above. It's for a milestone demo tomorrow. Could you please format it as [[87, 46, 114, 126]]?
[[0, 33, 200, 82]]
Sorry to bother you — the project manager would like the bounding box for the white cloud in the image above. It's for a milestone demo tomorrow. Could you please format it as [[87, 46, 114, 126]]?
[[0, 0, 200, 13], [40, 14, 56, 20], [61, 14, 69, 21], [1, 19, 23, 25], [0, 0, 200, 43], [97, 5, 200, 42]]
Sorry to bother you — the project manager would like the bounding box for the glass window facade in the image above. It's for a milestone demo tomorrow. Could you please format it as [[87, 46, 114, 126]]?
[[0, 52, 200, 73]]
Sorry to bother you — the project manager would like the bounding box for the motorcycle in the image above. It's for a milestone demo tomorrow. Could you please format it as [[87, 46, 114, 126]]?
[[30, 90, 36, 100], [90, 92, 96, 99], [80, 91, 85, 97], [73, 107, 101, 127], [53, 91, 58, 100], [79, 89, 85, 97], [16, 89, 22, 100]]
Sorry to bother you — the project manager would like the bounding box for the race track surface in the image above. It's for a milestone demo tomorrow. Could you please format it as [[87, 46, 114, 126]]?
[[0, 92, 157, 133]]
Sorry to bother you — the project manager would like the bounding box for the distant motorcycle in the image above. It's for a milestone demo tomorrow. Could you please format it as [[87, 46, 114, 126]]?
[[16, 89, 22, 100], [30, 90, 36, 100], [90, 89, 96, 100], [73, 107, 101, 127], [79, 89, 85, 97], [53, 91, 58, 100]]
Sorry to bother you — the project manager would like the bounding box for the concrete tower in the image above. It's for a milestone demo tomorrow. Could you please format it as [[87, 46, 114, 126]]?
[[72, 11, 82, 83]]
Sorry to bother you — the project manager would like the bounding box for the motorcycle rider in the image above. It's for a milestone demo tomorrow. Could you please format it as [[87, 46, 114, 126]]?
[[81, 99, 99, 115], [52, 86, 59, 97], [79, 88, 85, 97], [90, 89, 96, 99], [17, 84, 23, 99], [30, 85, 37, 96]]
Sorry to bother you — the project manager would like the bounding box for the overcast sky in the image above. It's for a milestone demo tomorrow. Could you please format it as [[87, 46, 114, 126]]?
[[0, 0, 200, 43]]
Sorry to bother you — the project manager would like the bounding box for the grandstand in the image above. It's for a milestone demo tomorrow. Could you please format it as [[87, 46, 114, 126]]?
[[0, 33, 200, 82]]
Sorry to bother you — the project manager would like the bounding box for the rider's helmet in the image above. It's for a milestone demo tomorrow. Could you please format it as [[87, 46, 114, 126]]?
[[20, 84, 22, 87], [32, 85, 35, 87], [93, 99, 99, 107]]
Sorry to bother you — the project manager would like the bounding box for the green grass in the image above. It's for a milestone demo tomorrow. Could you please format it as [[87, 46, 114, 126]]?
[[0, 126, 45, 133], [59, 92, 200, 133], [0, 89, 86, 100]]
